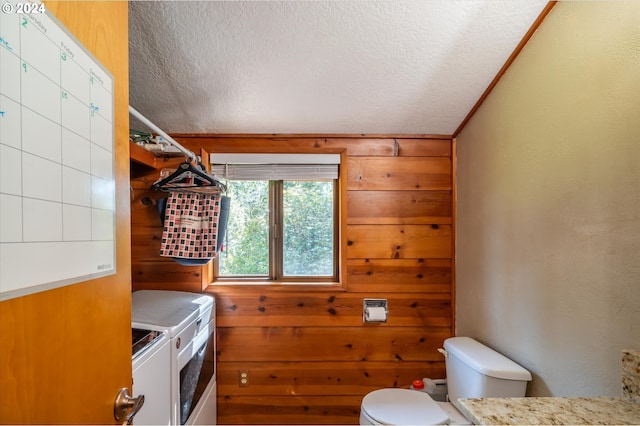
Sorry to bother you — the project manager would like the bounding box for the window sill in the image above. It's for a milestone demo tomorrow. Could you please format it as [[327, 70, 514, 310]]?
[[206, 281, 346, 292]]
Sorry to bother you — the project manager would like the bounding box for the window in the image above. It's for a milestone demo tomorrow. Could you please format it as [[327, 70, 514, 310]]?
[[211, 154, 339, 282]]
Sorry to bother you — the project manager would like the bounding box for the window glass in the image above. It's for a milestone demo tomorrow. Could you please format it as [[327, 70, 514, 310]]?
[[217, 179, 336, 280], [218, 180, 269, 276], [283, 181, 334, 276]]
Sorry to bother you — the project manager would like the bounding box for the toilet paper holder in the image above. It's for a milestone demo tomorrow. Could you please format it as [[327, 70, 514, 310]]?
[[363, 298, 388, 323]]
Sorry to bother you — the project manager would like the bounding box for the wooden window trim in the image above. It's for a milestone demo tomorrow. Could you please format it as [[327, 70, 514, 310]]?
[[201, 149, 348, 291]]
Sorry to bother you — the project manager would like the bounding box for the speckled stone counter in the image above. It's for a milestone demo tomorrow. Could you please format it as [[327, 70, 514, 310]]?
[[458, 396, 640, 425], [623, 349, 640, 403], [458, 349, 640, 425]]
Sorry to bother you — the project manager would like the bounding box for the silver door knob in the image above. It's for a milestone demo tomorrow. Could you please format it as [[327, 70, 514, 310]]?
[[114, 387, 145, 425]]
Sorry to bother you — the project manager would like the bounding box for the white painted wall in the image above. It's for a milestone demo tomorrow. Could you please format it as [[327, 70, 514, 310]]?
[[456, 1, 640, 397]]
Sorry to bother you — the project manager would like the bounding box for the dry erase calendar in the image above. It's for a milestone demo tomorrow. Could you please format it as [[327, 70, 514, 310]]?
[[0, 2, 116, 301]]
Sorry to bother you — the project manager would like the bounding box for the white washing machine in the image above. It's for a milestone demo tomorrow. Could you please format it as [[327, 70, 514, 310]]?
[[132, 290, 216, 425], [132, 328, 172, 425]]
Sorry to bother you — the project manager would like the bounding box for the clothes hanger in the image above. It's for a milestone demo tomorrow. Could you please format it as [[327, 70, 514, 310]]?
[[151, 161, 226, 194]]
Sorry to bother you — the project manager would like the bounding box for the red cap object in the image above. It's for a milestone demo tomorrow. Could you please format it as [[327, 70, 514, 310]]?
[[412, 379, 425, 390]]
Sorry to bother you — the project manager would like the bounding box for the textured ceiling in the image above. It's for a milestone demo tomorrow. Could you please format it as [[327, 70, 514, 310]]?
[[128, 0, 549, 135]]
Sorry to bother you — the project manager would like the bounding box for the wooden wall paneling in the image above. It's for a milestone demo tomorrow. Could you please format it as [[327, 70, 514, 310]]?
[[130, 190, 166, 227], [217, 361, 446, 396], [130, 224, 203, 291], [176, 136, 451, 157], [131, 279, 203, 293], [347, 225, 452, 259], [129, 135, 455, 424], [346, 259, 451, 293], [347, 157, 452, 190], [393, 139, 452, 157], [218, 395, 364, 425], [320, 138, 452, 157], [131, 261, 202, 283], [217, 327, 450, 362], [130, 226, 166, 260], [213, 291, 451, 327], [321, 138, 397, 156], [176, 136, 338, 154], [347, 190, 452, 224]]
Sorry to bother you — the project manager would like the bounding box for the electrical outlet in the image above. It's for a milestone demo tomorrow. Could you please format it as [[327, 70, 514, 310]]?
[[239, 369, 249, 387]]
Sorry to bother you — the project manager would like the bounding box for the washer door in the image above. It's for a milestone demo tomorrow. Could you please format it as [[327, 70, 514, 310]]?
[[361, 389, 449, 425]]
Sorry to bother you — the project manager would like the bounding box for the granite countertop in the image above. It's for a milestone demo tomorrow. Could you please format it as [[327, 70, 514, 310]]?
[[457, 396, 640, 425], [457, 349, 640, 425]]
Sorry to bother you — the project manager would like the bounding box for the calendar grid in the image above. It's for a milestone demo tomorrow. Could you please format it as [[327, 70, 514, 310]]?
[[0, 3, 116, 301]]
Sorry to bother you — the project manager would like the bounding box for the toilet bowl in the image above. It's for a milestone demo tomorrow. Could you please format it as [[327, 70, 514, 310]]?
[[359, 337, 532, 425], [359, 388, 471, 425]]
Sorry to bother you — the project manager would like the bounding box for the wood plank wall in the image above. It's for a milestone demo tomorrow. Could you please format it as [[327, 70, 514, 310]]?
[[130, 135, 455, 424]]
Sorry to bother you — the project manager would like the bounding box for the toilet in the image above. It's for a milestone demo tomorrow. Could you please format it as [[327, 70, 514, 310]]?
[[360, 337, 532, 425]]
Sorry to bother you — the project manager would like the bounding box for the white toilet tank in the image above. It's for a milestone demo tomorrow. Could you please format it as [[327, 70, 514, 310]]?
[[443, 337, 532, 411]]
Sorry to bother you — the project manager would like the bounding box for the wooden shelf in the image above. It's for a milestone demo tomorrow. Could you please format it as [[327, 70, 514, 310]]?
[[130, 142, 160, 169]]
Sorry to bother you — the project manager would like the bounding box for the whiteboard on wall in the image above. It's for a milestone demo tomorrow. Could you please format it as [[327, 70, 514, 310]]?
[[0, 2, 116, 301]]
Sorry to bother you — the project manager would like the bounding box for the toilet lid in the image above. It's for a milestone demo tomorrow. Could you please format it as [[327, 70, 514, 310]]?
[[361, 389, 449, 425]]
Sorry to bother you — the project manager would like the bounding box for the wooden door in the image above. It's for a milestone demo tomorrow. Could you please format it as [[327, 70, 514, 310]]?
[[0, 2, 131, 423]]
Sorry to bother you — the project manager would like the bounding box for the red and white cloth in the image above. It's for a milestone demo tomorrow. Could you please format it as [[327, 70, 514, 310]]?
[[160, 192, 221, 259]]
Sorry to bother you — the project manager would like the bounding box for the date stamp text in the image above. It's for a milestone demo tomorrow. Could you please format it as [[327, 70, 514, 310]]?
[[2, 2, 46, 14]]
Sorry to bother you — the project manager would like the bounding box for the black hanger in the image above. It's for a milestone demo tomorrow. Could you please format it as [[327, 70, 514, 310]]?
[[151, 161, 226, 193]]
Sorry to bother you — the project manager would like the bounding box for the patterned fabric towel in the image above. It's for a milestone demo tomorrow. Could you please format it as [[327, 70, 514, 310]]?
[[160, 192, 221, 259]]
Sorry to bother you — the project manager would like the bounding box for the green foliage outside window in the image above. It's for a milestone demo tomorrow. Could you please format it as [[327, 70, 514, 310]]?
[[283, 181, 334, 276], [219, 180, 335, 278], [219, 181, 269, 276]]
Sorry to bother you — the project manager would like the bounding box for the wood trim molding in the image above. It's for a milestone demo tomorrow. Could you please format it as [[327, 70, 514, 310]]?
[[453, 1, 558, 137], [171, 133, 454, 139], [451, 138, 457, 334]]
